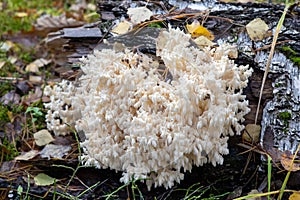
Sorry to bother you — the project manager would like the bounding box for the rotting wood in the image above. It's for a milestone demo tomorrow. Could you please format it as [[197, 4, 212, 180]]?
[[44, 0, 300, 141]]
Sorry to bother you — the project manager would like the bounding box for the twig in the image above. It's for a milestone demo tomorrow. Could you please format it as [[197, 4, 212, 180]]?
[[0, 77, 23, 81]]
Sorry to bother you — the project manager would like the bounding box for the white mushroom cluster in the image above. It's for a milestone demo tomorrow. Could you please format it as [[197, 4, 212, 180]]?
[[44, 27, 253, 190]]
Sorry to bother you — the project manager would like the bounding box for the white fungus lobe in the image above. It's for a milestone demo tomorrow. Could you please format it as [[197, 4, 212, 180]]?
[[44, 27, 252, 190]]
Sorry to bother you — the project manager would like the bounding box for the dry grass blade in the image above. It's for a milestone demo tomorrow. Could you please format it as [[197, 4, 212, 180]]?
[[254, 2, 291, 124]]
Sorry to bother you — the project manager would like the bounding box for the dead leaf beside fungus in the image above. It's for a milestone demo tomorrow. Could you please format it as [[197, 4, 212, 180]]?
[[34, 129, 54, 146], [242, 124, 261, 143], [127, 7, 153, 24], [246, 18, 269, 41], [194, 36, 216, 48], [40, 144, 71, 159]]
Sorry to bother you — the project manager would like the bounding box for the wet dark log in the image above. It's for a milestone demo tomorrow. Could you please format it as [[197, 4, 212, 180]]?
[[44, 1, 299, 126], [46, 23, 102, 66]]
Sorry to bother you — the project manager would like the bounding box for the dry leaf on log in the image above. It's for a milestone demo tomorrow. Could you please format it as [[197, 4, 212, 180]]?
[[246, 18, 269, 41], [127, 7, 153, 24]]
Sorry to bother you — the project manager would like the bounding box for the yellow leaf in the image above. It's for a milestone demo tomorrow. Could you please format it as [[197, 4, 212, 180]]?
[[289, 192, 300, 200], [186, 20, 214, 40], [7, 111, 13, 122], [111, 21, 132, 35]]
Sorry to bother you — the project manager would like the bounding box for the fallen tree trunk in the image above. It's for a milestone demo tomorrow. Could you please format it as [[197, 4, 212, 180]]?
[[45, 0, 300, 155]]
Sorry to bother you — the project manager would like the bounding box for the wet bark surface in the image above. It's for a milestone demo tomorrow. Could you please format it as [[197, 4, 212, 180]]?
[[45, 1, 300, 123]]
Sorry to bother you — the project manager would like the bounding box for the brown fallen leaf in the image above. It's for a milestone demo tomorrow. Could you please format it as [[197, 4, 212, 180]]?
[[21, 86, 49, 106], [16, 81, 31, 95], [15, 150, 39, 161], [242, 124, 261, 143], [34, 13, 85, 34], [280, 151, 300, 172], [0, 90, 20, 105]]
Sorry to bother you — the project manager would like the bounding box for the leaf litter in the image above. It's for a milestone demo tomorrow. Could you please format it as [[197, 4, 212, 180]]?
[[33, 129, 54, 146], [34, 173, 56, 186]]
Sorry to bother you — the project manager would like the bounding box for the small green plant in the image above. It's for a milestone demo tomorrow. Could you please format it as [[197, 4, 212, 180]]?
[[147, 21, 165, 28], [17, 173, 31, 200], [0, 104, 10, 122], [1, 137, 19, 161], [25, 106, 43, 123], [278, 111, 292, 127], [267, 155, 272, 200], [17, 185, 23, 196], [281, 46, 300, 66], [0, 81, 14, 97], [25, 102, 46, 132]]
